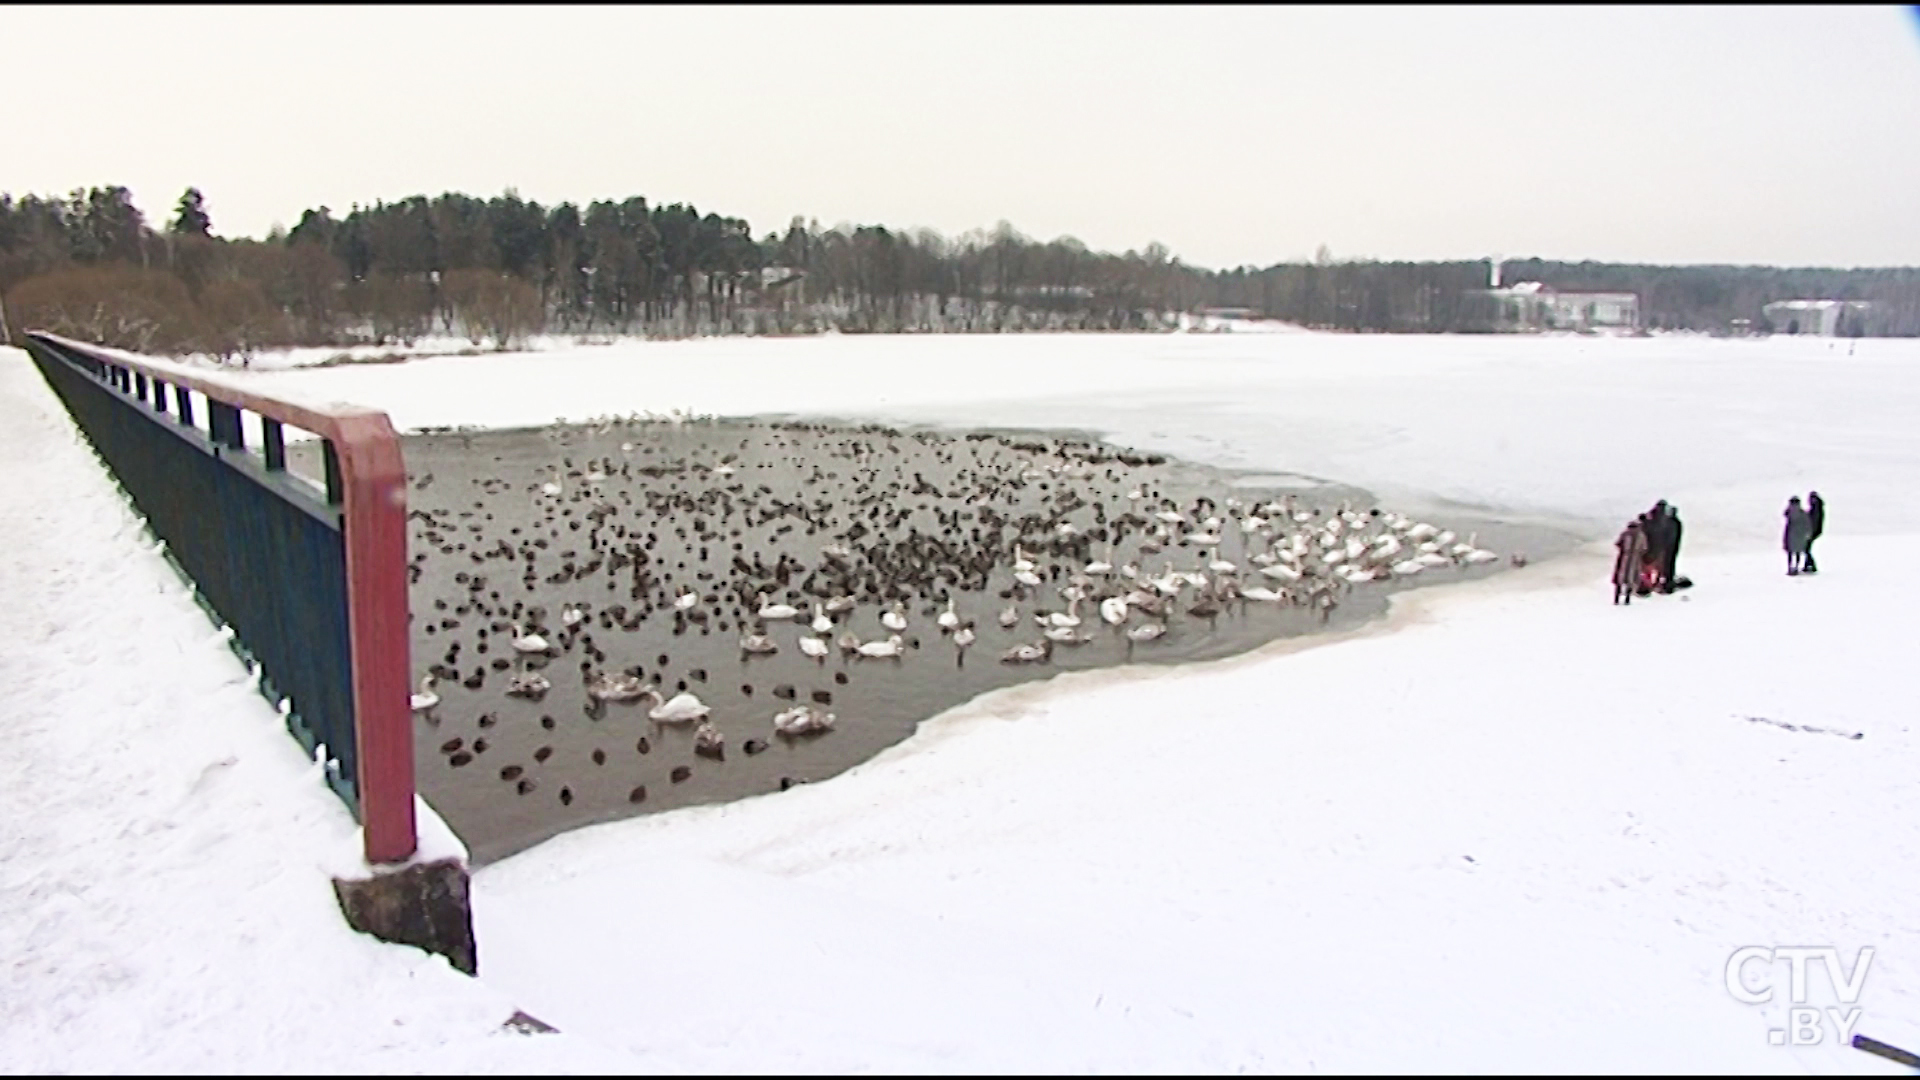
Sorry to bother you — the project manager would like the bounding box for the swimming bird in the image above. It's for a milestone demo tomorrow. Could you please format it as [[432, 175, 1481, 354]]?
[[1001, 639, 1052, 664], [694, 720, 726, 759], [881, 604, 909, 632], [758, 593, 802, 621], [810, 603, 834, 635], [798, 635, 830, 661], [642, 687, 710, 723], [936, 597, 960, 632], [410, 675, 440, 714], [952, 625, 976, 649], [857, 634, 905, 659], [772, 705, 835, 737], [510, 623, 551, 654], [740, 633, 779, 655], [506, 671, 552, 698], [587, 670, 647, 702]]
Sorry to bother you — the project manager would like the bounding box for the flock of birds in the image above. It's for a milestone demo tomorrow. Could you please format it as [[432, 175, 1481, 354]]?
[[399, 416, 1512, 837]]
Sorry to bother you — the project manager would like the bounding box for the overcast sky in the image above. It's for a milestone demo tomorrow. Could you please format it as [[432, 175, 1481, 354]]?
[[10, 5, 1920, 268]]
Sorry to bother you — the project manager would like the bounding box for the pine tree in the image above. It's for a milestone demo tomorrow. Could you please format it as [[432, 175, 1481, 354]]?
[[169, 187, 212, 237]]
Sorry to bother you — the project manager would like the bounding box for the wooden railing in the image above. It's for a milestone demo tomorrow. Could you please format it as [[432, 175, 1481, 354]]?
[[23, 331, 418, 864]]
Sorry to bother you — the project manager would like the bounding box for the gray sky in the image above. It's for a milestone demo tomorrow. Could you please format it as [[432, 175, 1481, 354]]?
[[11, 5, 1920, 268]]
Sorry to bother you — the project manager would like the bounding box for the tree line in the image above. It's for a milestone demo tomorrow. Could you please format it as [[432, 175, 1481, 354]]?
[[3, 186, 1916, 359]]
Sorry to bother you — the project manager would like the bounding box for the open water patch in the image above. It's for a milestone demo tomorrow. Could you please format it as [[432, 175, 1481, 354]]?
[[320, 417, 1579, 863]]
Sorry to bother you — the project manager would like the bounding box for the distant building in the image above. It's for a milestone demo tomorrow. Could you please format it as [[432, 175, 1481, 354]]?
[[1762, 299, 1871, 337], [1470, 280, 1640, 333]]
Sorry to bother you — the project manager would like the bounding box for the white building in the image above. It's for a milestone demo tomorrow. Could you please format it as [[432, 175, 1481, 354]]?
[[1477, 280, 1640, 332], [1762, 299, 1871, 337]]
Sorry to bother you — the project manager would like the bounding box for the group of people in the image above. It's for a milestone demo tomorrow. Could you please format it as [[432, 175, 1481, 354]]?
[[1783, 491, 1825, 576], [1611, 500, 1685, 605], [1610, 491, 1828, 603]]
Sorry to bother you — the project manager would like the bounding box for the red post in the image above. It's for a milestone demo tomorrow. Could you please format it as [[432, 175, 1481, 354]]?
[[334, 412, 419, 864]]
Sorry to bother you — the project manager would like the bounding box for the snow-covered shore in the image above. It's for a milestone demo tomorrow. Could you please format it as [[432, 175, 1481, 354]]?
[[3, 330, 1915, 1072]]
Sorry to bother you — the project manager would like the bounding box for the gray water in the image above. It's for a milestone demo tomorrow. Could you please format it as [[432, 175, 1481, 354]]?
[[361, 418, 1581, 864]]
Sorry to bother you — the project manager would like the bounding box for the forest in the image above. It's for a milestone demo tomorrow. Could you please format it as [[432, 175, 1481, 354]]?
[[3, 185, 1916, 359]]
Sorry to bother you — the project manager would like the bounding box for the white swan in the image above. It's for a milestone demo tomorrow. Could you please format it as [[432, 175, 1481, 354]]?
[[643, 688, 710, 723], [1001, 640, 1052, 664], [773, 705, 835, 736], [510, 623, 551, 654], [857, 634, 905, 659], [1013, 568, 1042, 589], [1099, 595, 1130, 626], [952, 625, 976, 648], [561, 604, 586, 628], [1085, 546, 1114, 576], [1206, 549, 1237, 575], [1044, 596, 1082, 628], [1043, 624, 1091, 644], [757, 593, 802, 621], [1125, 622, 1168, 643], [936, 597, 960, 632], [810, 603, 834, 635], [1240, 585, 1285, 603], [1012, 545, 1037, 573], [740, 633, 779, 655], [798, 635, 830, 661], [881, 604, 908, 632], [410, 675, 439, 714], [674, 590, 700, 612], [998, 605, 1021, 628]]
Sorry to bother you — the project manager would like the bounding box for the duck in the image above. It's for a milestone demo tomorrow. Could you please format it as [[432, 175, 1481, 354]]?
[[510, 623, 551, 654], [694, 720, 726, 758], [642, 687, 710, 723], [410, 675, 440, 714], [772, 704, 835, 736], [857, 634, 905, 659]]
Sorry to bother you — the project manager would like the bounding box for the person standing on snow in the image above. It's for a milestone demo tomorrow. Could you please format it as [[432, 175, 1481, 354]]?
[[1803, 492, 1824, 574], [1659, 503, 1684, 592], [1784, 496, 1813, 576], [1638, 504, 1669, 595], [1613, 519, 1648, 604]]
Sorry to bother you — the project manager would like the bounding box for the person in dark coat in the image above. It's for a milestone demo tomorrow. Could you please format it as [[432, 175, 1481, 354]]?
[[1613, 520, 1647, 604], [1659, 503, 1684, 592], [1803, 491, 1824, 574], [1784, 496, 1813, 576], [1638, 505, 1669, 595]]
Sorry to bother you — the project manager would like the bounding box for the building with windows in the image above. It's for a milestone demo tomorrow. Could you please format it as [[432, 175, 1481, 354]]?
[[1762, 299, 1872, 337]]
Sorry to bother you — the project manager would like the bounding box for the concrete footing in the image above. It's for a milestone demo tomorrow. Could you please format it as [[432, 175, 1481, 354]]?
[[332, 858, 477, 975]]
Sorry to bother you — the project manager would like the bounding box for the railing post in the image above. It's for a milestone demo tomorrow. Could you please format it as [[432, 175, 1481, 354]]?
[[333, 414, 418, 864]]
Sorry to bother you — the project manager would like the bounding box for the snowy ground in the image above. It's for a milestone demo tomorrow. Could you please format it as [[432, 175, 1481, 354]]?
[[3, 331, 1916, 1072]]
